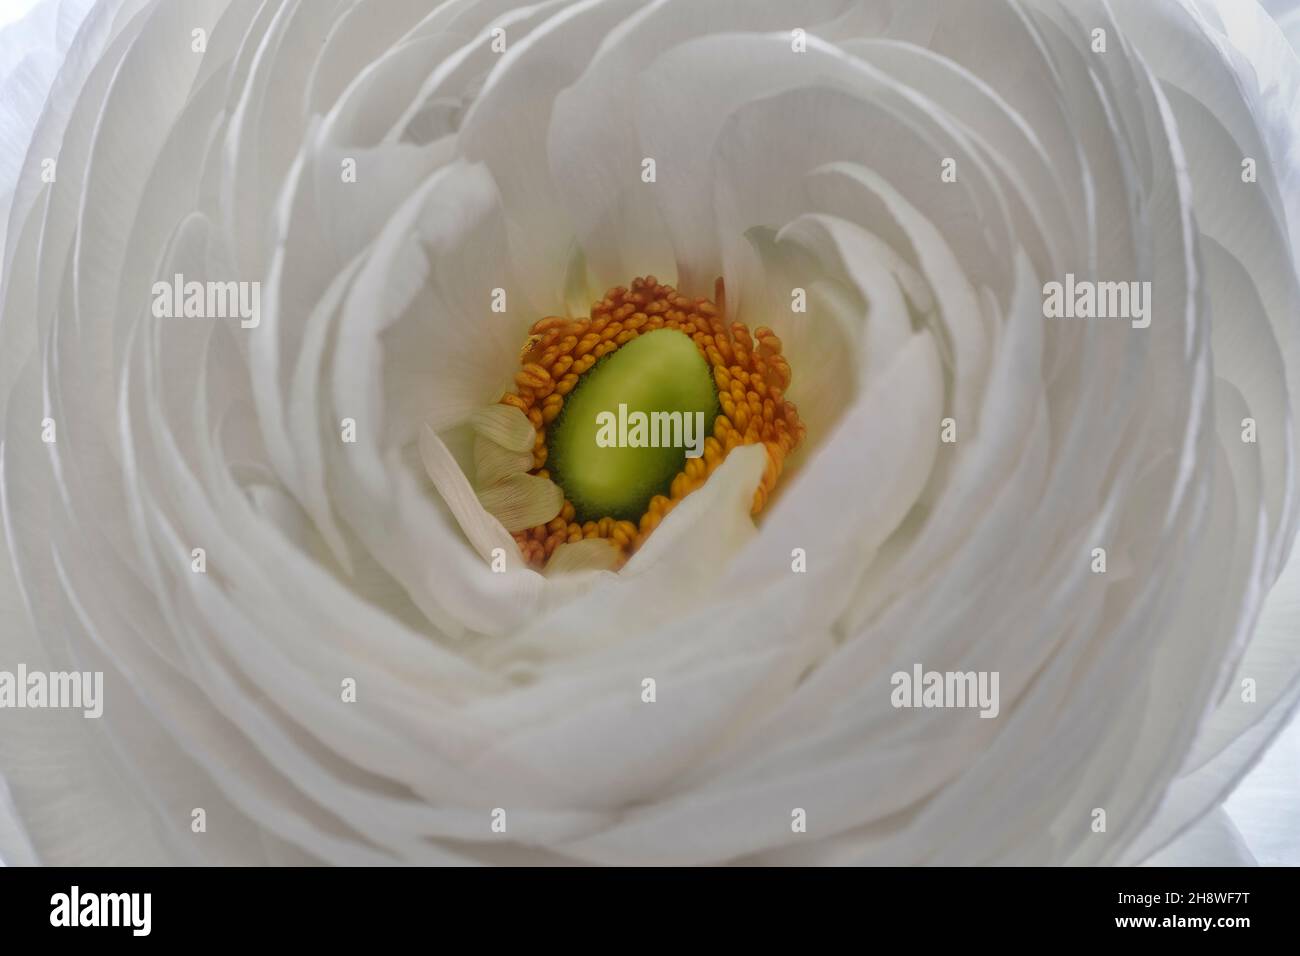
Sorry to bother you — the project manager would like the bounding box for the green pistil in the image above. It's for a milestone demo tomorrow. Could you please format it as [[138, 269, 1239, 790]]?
[[548, 328, 718, 522]]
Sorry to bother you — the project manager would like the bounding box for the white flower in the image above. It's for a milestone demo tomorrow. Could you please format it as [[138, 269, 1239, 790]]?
[[1, 0, 1299, 866]]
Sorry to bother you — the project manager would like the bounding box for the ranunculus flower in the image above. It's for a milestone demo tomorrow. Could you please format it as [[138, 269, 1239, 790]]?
[[2, 0, 1299, 866]]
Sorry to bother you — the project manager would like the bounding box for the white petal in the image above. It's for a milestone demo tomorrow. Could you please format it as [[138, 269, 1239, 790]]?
[[543, 537, 621, 575], [477, 473, 563, 533]]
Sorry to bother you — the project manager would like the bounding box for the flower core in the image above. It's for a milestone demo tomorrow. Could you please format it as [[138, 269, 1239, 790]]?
[[501, 277, 805, 568]]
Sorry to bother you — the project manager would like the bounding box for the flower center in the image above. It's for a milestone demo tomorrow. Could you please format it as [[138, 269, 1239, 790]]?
[[501, 276, 805, 569], [549, 328, 718, 522]]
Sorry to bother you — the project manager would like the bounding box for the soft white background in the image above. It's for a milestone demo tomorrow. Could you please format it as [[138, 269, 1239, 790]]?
[[0, 0, 1296, 867]]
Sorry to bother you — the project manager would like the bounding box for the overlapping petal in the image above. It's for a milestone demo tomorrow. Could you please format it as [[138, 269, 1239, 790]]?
[[0, 0, 1298, 866]]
